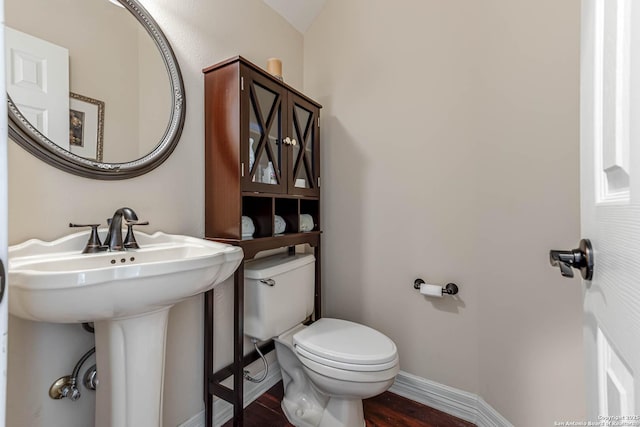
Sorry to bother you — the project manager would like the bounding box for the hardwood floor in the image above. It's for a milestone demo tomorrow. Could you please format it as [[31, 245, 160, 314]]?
[[222, 381, 476, 427]]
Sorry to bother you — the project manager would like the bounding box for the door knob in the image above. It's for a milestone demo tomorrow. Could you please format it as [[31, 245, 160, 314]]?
[[549, 238, 594, 280]]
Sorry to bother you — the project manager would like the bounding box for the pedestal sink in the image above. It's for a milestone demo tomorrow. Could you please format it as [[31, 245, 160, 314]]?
[[8, 230, 244, 427]]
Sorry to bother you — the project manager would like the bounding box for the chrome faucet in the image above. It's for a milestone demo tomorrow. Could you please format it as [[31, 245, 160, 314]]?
[[104, 207, 139, 251]]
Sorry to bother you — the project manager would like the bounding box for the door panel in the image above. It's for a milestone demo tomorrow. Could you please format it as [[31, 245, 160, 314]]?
[[597, 0, 631, 202], [249, 83, 281, 184], [4, 27, 68, 149], [288, 93, 320, 197], [597, 328, 635, 414], [581, 0, 640, 418], [241, 67, 286, 194]]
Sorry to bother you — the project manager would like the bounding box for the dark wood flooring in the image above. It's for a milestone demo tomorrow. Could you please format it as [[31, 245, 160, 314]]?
[[222, 381, 476, 427]]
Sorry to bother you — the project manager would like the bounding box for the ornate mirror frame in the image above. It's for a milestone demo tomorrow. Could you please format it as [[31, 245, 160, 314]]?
[[7, 0, 186, 180]]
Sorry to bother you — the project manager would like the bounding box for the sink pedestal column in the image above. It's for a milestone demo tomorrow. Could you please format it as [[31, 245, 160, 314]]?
[[94, 307, 171, 427]]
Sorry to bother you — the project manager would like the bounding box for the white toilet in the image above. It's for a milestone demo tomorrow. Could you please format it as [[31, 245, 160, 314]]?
[[244, 253, 400, 427]]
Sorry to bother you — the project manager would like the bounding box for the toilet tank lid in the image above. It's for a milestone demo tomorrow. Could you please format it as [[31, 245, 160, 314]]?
[[245, 253, 315, 280]]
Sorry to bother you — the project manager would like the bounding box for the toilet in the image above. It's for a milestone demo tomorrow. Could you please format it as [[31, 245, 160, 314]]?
[[244, 253, 400, 427]]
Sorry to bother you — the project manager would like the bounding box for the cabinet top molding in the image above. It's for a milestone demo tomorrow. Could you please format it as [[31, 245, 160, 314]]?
[[203, 56, 322, 109]]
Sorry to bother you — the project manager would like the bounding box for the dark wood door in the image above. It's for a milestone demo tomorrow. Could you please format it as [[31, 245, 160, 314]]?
[[287, 92, 320, 197], [241, 66, 288, 194]]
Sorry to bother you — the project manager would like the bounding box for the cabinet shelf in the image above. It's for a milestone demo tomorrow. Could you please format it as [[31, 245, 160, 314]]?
[[209, 231, 321, 260], [241, 191, 319, 200]]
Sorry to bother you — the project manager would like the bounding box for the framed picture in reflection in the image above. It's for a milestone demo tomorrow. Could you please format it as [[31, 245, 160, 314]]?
[[69, 92, 104, 161]]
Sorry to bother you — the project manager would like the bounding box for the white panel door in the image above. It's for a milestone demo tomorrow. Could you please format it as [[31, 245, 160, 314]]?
[[1, 1, 11, 425], [4, 26, 68, 149], [580, 0, 640, 419]]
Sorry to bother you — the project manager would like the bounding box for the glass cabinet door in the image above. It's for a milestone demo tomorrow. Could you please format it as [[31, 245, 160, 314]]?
[[288, 93, 320, 197], [242, 69, 286, 193]]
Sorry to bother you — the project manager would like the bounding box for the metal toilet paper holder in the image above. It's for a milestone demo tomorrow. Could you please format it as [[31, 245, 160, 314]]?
[[413, 278, 459, 296]]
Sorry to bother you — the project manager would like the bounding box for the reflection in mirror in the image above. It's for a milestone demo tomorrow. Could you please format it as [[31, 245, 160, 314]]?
[[5, 0, 185, 179]]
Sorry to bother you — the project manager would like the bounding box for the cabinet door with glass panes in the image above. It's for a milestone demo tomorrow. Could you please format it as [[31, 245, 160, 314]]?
[[287, 92, 320, 197], [241, 67, 288, 194]]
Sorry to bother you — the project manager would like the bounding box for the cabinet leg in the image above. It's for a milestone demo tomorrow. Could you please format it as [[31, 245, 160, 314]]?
[[314, 239, 322, 320], [205, 380, 213, 427], [204, 289, 214, 427], [233, 262, 245, 426]]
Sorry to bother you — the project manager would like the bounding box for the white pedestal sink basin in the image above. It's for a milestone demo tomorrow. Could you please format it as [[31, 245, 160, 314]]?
[[8, 230, 243, 427]]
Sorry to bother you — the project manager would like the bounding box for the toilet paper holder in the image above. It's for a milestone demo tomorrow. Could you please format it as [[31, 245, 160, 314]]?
[[413, 278, 459, 296]]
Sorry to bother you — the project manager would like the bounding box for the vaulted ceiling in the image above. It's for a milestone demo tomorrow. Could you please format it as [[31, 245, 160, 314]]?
[[263, 0, 327, 33]]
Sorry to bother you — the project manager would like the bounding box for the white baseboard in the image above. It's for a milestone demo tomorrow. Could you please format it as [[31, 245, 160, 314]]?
[[178, 411, 206, 427], [389, 371, 513, 427], [177, 359, 283, 427], [476, 396, 513, 427], [180, 365, 511, 427]]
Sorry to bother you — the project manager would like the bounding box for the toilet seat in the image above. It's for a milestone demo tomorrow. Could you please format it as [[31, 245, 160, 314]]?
[[296, 351, 399, 383], [293, 318, 398, 371], [296, 345, 399, 372]]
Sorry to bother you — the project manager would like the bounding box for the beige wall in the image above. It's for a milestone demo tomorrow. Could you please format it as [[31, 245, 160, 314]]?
[[6, 0, 302, 426], [304, 0, 586, 425], [473, 0, 585, 423], [304, 0, 482, 392]]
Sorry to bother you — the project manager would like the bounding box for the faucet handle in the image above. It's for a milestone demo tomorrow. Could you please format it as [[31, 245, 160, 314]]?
[[124, 220, 149, 226], [123, 220, 149, 249], [69, 223, 101, 228], [69, 223, 104, 254]]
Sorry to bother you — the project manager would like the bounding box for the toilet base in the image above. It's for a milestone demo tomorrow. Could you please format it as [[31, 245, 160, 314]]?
[[282, 395, 366, 427], [281, 396, 322, 427], [319, 397, 365, 427]]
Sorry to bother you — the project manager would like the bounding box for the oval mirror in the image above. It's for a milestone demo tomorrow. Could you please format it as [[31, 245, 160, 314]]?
[[5, 0, 185, 180]]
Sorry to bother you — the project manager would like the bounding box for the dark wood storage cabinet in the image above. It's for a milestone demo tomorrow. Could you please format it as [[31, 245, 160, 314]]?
[[203, 56, 322, 427]]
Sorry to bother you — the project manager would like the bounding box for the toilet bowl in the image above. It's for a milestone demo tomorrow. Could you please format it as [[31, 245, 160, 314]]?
[[276, 318, 399, 427], [244, 254, 400, 427]]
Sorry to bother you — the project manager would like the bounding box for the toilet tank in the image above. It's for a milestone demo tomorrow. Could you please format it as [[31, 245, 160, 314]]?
[[244, 253, 315, 341]]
